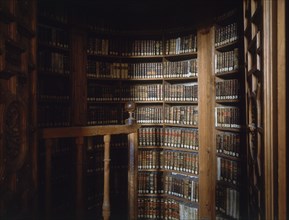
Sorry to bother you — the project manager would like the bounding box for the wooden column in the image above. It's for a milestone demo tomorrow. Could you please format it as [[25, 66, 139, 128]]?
[[45, 138, 53, 220], [197, 27, 215, 219], [263, 0, 278, 219], [128, 132, 138, 220], [277, 0, 286, 219], [76, 137, 84, 219], [102, 135, 111, 220]]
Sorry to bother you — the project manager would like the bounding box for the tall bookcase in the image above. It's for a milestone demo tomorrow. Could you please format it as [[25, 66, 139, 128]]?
[[37, 4, 76, 218], [37, 4, 71, 128], [213, 9, 246, 220], [84, 27, 200, 219]]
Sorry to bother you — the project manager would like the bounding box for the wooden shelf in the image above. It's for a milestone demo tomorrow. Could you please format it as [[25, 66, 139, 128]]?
[[215, 40, 239, 52], [138, 169, 198, 177], [216, 153, 240, 161], [215, 99, 240, 104], [138, 146, 199, 152], [123, 77, 163, 81], [163, 76, 198, 81], [134, 100, 163, 104], [87, 52, 163, 61], [215, 69, 240, 78], [164, 123, 198, 128], [164, 101, 198, 104], [215, 127, 242, 132], [164, 52, 197, 60]]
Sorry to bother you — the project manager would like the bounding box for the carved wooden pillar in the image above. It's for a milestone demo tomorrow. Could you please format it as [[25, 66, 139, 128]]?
[[102, 135, 111, 220], [45, 138, 53, 220], [75, 137, 84, 219]]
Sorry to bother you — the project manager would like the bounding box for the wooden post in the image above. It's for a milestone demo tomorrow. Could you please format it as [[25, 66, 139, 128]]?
[[75, 137, 84, 219], [197, 27, 215, 219], [277, 0, 286, 219], [128, 132, 138, 220], [45, 139, 53, 220], [102, 135, 111, 220]]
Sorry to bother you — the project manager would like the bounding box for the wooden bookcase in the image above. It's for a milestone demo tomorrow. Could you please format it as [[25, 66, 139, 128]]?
[[213, 9, 246, 220], [84, 27, 201, 219], [34, 2, 248, 219]]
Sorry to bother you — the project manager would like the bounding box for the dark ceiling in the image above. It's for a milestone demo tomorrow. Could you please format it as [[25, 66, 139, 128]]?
[[39, 0, 242, 30]]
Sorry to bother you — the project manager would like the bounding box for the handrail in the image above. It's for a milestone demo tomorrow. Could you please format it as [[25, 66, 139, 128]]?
[[40, 124, 140, 139], [40, 122, 140, 220]]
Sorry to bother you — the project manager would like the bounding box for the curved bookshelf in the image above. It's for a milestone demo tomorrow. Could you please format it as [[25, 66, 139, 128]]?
[[214, 8, 245, 220]]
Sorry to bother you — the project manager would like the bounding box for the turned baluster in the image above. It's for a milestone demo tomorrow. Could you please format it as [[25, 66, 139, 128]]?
[[102, 134, 111, 220]]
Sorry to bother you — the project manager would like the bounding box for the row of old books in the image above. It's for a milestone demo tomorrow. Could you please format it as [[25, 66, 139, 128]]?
[[138, 172, 199, 201], [164, 173, 199, 202], [138, 127, 199, 150], [164, 105, 198, 125], [216, 185, 240, 219], [164, 34, 197, 55], [136, 105, 198, 125], [38, 51, 70, 74], [123, 84, 164, 101], [138, 197, 198, 220], [87, 83, 198, 102], [87, 34, 197, 56], [216, 131, 240, 158], [215, 49, 239, 74], [38, 24, 69, 49], [86, 59, 197, 79], [138, 149, 199, 174], [87, 105, 125, 125], [38, 104, 70, 127], [87, 61, 130, 79], [163, 59, 198, 78], [217, 157, 240, 185], [216, 79, 240, 100], [87, 38, 163, 56], [164, 83, 198, 101], [215, 106, 241, 128], [215, 22, 238, 47]]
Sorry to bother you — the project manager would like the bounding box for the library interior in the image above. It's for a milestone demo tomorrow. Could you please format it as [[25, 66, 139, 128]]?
[[0, 0, 287, 219]]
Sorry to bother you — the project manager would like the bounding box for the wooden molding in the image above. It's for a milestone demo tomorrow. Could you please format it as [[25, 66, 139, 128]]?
[[277, 0, 286, 219]]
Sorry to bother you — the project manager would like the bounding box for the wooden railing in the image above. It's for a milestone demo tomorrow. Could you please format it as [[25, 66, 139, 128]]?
[[40, 123, 140, 220]]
